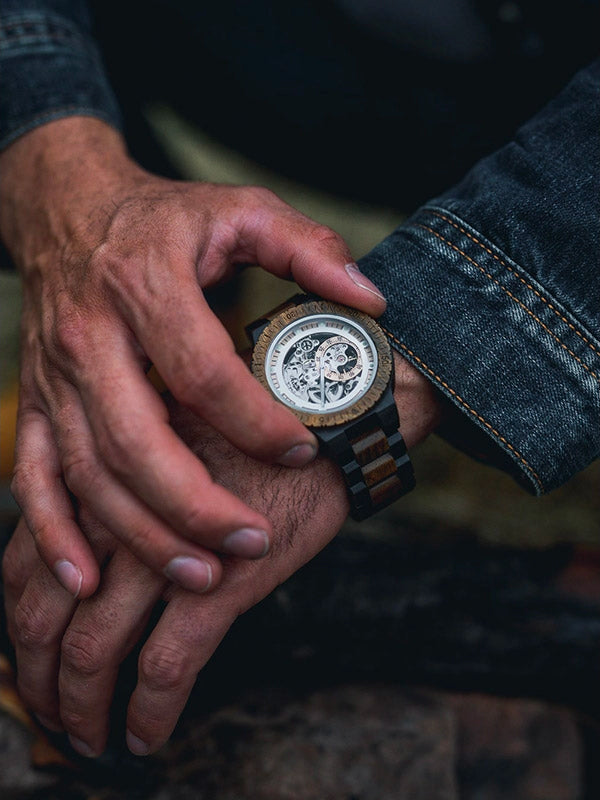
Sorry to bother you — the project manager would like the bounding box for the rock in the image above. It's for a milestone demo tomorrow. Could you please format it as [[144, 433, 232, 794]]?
[[159, 686, 458, 800], [0, 684, 585, 800], [447, 693, 582, 800]]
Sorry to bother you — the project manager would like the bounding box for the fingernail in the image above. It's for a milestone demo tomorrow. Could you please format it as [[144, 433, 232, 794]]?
[[54, 560, 83, 598], [345, 263, 386, 301], [278, 442, 318, 468], [222, 528, 270, 559], [68, 734, 97, 758], [164, 557, 213, 592], [35, 713, 64, 732], [127, 729, 150, 756]]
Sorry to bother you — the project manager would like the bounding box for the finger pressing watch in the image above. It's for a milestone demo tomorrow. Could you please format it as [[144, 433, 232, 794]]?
[[247, 294, 415, 520]]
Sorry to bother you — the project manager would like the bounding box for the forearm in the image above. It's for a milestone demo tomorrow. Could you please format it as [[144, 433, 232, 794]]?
[[0, 117, 143, 267], [361, 59, 600, 494]]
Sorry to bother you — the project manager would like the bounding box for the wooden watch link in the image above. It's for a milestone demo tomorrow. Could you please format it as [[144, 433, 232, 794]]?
[[247, 295, 415, 519]]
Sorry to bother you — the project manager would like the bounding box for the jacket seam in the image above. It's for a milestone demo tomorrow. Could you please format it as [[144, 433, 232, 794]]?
[[416, 223, 600, 385], [382, 326, 544, 493], [0, 14, 87, 41], [429, 210, 600, 359], [1, 31, 82, 44]]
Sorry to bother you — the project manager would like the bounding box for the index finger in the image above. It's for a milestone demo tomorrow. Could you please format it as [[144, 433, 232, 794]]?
[[75, 322, 292, 561], [118, 283, 319, 468], [58, 547, 165, 757], [124, 584, 239, 755]]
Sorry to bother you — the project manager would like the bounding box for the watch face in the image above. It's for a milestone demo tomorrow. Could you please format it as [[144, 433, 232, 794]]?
[[266, 313, 377, 414], [252, 300, 393, 427]]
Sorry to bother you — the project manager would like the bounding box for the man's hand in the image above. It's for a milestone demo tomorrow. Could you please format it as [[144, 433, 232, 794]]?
[[0, 116, 387, 597], [2, 357, 442, 757], [3, 409, 350, 757]]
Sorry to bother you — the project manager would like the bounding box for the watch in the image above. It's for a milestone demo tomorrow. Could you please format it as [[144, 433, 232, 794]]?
[[247, 294, 415, 520]]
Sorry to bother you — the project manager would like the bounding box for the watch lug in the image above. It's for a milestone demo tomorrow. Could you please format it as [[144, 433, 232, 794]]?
[[246, 318, 269, 347], [370, 383, 400, 434], [246, 293, 311, 347]]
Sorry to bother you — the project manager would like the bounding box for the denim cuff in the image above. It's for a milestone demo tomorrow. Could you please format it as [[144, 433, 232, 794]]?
[[359, 206, 600, 495], [0, 10, 122, 150]]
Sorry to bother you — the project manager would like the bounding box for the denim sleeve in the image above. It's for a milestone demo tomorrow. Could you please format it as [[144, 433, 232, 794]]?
[[359, 60, 600, 495], [0, 0, 121, 149]]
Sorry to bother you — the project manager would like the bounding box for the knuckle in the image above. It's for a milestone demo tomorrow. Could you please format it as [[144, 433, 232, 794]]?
[[89, 245, 123, 279], [9, 475, 23, 508], [172, 357, 225, 408], [26, 518, 57, 555], [62, 447, 100, 497], [61, 627, 107, 676], [121, 524, 156, 558], [13, 597, 56, 648], [52, 313, 89, 361], [139, 642, 189, 691], [10, 461, 35, 508], [308, 223, 343, 249], [242, 185, 278, 207], [95, 417, 141, 474], [97, 250, 148, 306], [60, 708, 88, 731], [181, 503, 207, 536]]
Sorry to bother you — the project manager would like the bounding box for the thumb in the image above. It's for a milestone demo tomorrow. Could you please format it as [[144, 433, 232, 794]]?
[[241, 191, 387, 316]]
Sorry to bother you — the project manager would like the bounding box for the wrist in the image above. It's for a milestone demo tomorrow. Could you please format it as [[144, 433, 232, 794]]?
[[0, 117, 145, 264], [392, 352, 444, 449], [0, 117, 131, 181]]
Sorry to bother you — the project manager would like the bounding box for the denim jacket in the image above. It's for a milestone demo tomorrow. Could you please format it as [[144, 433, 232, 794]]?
[[0, 1, 121, 148], [360, 58, 600, 495], [1, 0, 598, 494]]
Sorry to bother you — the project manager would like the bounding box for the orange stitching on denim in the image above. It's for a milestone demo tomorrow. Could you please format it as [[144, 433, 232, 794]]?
[[417, 224, 600, 384], [382, 327, 544, 492], [429, 210, 600, 359]]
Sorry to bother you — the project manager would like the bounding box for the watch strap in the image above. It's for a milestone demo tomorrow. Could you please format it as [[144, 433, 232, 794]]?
[[345, 425, 415, 520], [318, 386, 415, 520]]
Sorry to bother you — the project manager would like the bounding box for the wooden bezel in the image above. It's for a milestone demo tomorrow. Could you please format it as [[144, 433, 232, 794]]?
[[251, 300, 393, 428]]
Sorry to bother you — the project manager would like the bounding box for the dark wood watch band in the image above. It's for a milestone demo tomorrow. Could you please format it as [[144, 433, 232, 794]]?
[[346, 426, 414, 518], [339, 420, 414, 521], [317, 387, 415, 521]]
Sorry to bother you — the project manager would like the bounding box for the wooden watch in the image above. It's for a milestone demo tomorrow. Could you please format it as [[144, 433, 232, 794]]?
[[247, 295, 415, 520]]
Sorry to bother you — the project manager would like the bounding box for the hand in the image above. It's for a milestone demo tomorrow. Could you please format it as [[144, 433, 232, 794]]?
[[0, 117, 387, 597], [2, 356, 442, 756], [3, 412, 349, 758]]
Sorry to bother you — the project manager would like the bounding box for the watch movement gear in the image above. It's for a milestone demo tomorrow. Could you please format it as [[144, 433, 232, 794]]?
[[248, 295, 415, 520]]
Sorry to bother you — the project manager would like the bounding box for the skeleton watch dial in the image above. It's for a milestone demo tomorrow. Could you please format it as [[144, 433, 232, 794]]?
[[252, 301, 393, 427], [266, 314, 376, 414]]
